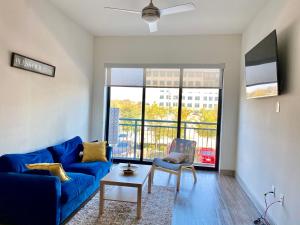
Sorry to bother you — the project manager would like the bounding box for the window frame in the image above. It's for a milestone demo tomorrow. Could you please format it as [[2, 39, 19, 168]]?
[[104, 64, 224, 171]]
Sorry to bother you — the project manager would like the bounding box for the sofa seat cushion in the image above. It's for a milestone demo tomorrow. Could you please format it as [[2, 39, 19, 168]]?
[[23, 169, 53, 176], [49, 136, 83, 167], [65, 161, 112, 180], [0, 149, 54, 173], [61, 172, 95, 203]]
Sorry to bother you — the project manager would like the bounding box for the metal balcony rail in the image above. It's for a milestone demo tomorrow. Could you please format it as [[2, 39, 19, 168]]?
[[110, 118, 217, 165]]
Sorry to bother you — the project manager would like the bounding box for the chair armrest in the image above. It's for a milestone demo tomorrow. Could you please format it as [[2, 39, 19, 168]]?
[[106, 146, 113, 162], [0, 172, 61, 225]]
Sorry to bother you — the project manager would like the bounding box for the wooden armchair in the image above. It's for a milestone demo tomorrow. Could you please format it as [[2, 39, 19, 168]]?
[[151, 138, 197, 191]]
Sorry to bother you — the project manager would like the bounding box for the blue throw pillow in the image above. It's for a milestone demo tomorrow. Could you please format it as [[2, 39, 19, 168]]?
[[0, 149, 54, 173], [49, 136, 83, 166]]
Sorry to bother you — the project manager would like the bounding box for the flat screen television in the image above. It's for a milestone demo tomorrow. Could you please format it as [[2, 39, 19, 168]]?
[[245, 30, 279, 99]]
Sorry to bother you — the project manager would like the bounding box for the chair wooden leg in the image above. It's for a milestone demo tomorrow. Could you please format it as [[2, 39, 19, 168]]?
[[151, 165, 155, 184], [191, 165, 197, 183], [176, 169, 182, 192]]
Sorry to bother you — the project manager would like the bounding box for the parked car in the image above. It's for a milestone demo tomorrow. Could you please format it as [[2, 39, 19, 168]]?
[[197, 147, 216, 164], [112, 133, 131, 155]]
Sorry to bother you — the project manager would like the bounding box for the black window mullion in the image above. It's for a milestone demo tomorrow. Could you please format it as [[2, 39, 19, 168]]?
[[140, 87, 146, 162], [177, 88, 183, 138], [104, 86, 111, 143], [214, 88, 223, 171], [177, 68, 183, 138]]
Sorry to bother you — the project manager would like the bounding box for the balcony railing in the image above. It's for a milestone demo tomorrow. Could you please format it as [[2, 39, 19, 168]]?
[[110, 118, 217, 166]]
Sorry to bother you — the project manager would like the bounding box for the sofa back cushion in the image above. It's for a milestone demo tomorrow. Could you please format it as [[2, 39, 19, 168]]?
[[49, 136, 83, 166], [0, 149, 54, 173]]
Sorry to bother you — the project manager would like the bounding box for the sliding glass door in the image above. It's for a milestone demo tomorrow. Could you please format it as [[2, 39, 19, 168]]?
[[106, 68, 144, 160], [180, 88, 219, 167], [109, 87, 143, 160], [106, 65, 223, 170], [179, 69, 221, 167]]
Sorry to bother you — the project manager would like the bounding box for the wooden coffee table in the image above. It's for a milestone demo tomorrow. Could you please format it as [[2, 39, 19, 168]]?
[[99, 163, 152, 219]]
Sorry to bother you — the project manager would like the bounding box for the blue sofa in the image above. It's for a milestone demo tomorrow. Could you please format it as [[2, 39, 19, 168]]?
[[0, 136, 112, 225]]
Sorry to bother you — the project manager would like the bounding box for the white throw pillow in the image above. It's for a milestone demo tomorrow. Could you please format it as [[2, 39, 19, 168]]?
[[163, 152, 186, 164]]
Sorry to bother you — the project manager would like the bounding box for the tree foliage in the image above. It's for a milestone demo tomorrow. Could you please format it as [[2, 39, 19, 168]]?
[[145, 102, 168, 120], [145, 102, 173, 146], [111, 100, 141, 119], [111, 100, 218, 141]]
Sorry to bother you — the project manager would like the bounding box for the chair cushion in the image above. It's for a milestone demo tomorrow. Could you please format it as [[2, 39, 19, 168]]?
[[49, 136, 83, 166], [61, 172, 95, 203], [163, 152, 186, 164], [65, 161, 112, 180], [170, 138, 197, 164], [0, 149, 54, 173], [153, 158, 183, 171]]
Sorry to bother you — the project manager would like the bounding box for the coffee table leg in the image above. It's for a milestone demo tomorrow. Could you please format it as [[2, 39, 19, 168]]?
[[148, 172, 152, 194], [137, 186, 142, 219], [99, 182, 105, 216]]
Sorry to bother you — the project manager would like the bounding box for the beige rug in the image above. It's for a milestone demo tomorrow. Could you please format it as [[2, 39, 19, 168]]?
[[67, 185, 175, 225]]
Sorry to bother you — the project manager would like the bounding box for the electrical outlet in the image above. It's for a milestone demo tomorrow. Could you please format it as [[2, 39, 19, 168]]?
[[272, 185, 276, 197], [279, 194, 284, 206], [276, 101, 280, 113]]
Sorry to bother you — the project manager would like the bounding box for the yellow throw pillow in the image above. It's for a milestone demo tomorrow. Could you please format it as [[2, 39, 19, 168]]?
[[26, 163, 70, 182], [82, 141, 107, 162]]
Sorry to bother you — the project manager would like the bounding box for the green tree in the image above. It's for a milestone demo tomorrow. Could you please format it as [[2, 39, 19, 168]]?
[[111, 100, 141, 119], [110, 99, 218, 157], [196, 108, 218, 137], [111, 100, 142, 133], [145, 102, 168, 120], [145, 102, 169, 152]]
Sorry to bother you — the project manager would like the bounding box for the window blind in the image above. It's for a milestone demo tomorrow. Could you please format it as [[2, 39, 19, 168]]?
[[106, 68, 144, 87], [105, 65, 224, 88], [145, 68, 180, 87], [183, 68, 222, 88]]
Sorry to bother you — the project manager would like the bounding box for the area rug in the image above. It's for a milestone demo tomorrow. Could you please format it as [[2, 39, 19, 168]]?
[[66, 185, 175, 225]]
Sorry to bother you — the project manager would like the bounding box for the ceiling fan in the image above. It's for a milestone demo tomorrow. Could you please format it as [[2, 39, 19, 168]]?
[[104, 0, 196, 32]]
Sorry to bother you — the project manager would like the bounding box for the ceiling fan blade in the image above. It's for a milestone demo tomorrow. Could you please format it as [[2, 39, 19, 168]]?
[[148, 22, 158, 32], [160, 3, 195, 16], [104, 7, 141, 15]]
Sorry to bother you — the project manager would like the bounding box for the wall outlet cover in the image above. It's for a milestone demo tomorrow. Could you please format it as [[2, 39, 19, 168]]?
[[279, 194, 284, 206], [276, 101, 280, 113], [272, 185, 276, 197]]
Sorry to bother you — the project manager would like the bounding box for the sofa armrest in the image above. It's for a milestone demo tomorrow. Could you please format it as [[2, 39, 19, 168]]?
[[106, 146, 113, 162], [0, 172, 61, 225]]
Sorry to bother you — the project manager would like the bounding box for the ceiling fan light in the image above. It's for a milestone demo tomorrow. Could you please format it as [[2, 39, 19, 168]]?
[[142, 14, 160, 23], [142, 2, 160, 23]]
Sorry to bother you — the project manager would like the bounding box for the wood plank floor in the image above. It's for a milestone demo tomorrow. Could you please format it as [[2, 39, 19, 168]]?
[[152, 170, 259, 225]]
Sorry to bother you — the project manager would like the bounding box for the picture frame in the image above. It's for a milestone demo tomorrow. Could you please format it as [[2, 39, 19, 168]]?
[[11, 52, 56, 77]]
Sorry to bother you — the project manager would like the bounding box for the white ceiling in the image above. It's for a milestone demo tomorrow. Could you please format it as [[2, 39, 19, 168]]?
[[49, 0, 268, 36]]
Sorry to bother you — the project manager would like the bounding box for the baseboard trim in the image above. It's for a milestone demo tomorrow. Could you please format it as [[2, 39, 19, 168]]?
[[219, 169, 235, 176], [236, 173, 277, 225]]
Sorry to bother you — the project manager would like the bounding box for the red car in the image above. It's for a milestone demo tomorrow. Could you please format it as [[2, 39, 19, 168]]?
[[197, 147, 216, 164]]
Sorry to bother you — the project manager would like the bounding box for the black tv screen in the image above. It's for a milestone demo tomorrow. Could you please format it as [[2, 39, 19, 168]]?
[[245, 30, 279, 99]]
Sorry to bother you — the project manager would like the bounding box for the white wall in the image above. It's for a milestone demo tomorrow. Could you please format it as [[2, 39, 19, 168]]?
[[237, 0, 300, 224], [0, 0, 94, 154], [91, 35, 241, 171]]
